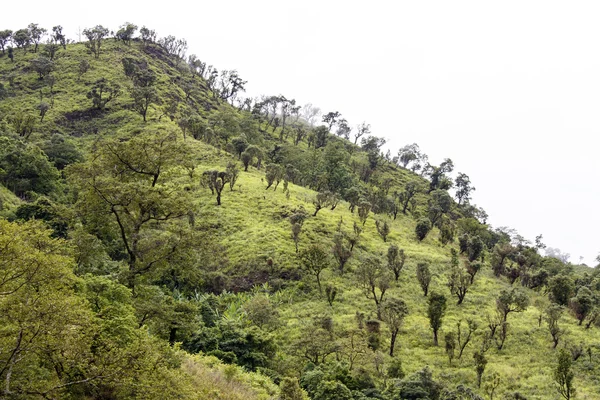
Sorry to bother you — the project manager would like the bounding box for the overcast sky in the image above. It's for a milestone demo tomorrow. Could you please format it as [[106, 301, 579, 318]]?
[[5, 1, 599, 265]]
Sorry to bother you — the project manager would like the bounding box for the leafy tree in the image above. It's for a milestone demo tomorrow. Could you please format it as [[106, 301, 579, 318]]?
[[83, 25, 109, 58], [0, 136, 59, 197], [332, 232, 352, 274], [265, 163, 284, 191], [313, 190, 336, 216], [87, 78, 120, 110], [447, 264, 471, 305], [427, 292, 447, 346], [398, 181, 420, 215], [231, 136, 249, 158], [132, 85, 158, 122], [30, 56, 55, 79], [415, 218, 432, 241], [357, 256, 392, 319], [51, 25, 66, 49], [380, 297, 409, 356], [570, 286, 597, 326], [465, 260, 482, 283], [375, 219, 390, 242], [467, 236, 484, 262], [37, 101, 50, 122], [67, 126, 195, 290], [389, 367, 442, 400], [0, 30, 11, 54], [12, 29, 31, 53], [140, 26, 157, 46], [41, 134, 82, 170], [358, 200, 371, 226], [322, 111, 341, 131], [549, 275, 575, 306], [280, 377, 309, 400], [78, 59, 90, 80], [473, 351, 487, 388], [496, 288, 529, 323], [314, 125, 329, 149], [416, 262, 432, 296], [201, 170, 229, 205], [27, 23, 47, 53], [387, 244, 406, 281], [554, 348, 575, 400], [455, 172, 475, 205], [300, 245, 330, 293], [546, 304, 564, 349], [116, 22, 138, 45], [428, 189, 452, 228]]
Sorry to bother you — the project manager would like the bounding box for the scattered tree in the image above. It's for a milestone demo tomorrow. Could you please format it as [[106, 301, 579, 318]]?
[[375, 219, 390, 242], [546, 304, 564, 349], [415, 218, 432, 241], [357, 256, 392, 319], [427, 292, 447, 346], [387, 244, 406, 281], [380, 297, 409, 356], [416, 262, 432, 296], [554, 348, 575, 400], [299, 245, 330, 293], [83, 25, 109, 58]]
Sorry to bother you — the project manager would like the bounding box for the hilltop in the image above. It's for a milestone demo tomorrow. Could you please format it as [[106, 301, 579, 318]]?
[[0, 23, 598, 400]]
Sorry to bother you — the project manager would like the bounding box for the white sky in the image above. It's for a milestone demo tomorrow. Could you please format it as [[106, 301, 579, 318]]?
[[5, 0, 600, 265]]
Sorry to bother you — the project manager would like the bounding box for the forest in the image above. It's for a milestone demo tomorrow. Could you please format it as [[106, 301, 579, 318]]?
[[0, 23, 597, 399]]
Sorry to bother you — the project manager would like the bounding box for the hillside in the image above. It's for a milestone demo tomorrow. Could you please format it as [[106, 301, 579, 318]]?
[[0, 23, 599, 400]]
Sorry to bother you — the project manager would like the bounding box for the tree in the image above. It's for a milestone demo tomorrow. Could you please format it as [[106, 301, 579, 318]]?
[[201, 170, 229, 205], [473, 351, 487, 388], [26, 23, 46, 54], [314, 126, 329, 149], [332, 232, 352, 274], [78, 59, 90, 80], [570, 287, 596, 326], [299, 245, 330, 293], [140, 26, 157, 46], [387, 244, 406, 281], [455, 173, 475, 205], [313, 191, 336, 216], [447, 264, 471, 305], [322, 111, 341, 131], [549, 275, 575, 306], [496, 288, 529, 323], [445, 332, 456, 364], [416, 263, 432, 296], [380, 298, 409, 356], [427, 293, 447, 346], [12, 29, 31, 53], [116, 22, 138, 45], [51, 25, 66, 49], [415, 218, 432, 241], [265, 163, 284, 191], [428, 189, 452, 228], [456, 319, 477, 360], [354, 122, 370, 145], [83, 25, 109, 58], [375, 219, 390, 242], [132, 86, 158, 122], [398, 181, 420, 215], [554, 348, 575, 400], [87, 78, 120, 110], [358, 200, 371, 226], [357, 256, 392, 319], [546, 304, 564, 349], [30, 56, 55, 79], [0, 30, 12, 54], [67, 126, 194, 290], [280, 377, 309, 400], [37, 102, 50, 122]]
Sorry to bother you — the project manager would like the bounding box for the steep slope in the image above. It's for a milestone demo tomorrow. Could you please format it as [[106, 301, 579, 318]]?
[[0, 26, 598, 400]]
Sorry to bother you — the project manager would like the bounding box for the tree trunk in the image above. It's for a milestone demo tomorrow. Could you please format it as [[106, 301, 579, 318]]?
[[389, 331, 397, 357], [433, 329, 439, 346]]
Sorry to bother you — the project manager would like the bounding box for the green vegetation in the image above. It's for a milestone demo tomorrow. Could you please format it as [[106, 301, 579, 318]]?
[[0, 21, 599, 399]]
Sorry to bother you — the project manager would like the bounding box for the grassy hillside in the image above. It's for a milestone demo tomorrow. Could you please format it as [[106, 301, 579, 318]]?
[[0, 26, 598, 400]]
